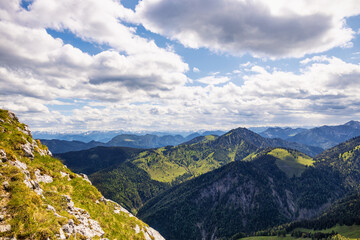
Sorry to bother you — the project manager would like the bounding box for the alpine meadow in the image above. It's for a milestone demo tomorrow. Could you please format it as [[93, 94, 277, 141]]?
[[1, 0, 360, 239]]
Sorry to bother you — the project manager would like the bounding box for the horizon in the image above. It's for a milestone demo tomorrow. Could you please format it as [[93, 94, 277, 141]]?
[[31, 119, 359, 137], [1, 0, 360, 132]]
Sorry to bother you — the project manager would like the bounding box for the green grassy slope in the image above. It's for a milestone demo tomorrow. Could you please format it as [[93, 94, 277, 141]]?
[[87, 137, 257, 212], [267, 148, 314, 177], [0, 109, 163, 239], [130, 139, 255, 184], [245, 148, 314, 177]]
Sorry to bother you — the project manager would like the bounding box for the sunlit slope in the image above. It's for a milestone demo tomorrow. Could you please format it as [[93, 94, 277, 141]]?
[[0, 109, 164, 239]]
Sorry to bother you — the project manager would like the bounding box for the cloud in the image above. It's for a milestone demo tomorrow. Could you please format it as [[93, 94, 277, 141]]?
[[300, 55, 330, 65], [1, 0, 360, 132], [79, 57, 360, 131], [197, 76, 230, 85], [193, 67, 200, 72], [135, 0, 359, 58], [0, 0, 188, 100]]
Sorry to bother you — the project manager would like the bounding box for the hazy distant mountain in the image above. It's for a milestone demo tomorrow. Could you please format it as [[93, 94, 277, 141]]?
[[43, 134, 191, 154], [259, 127, 306, 139], [287, 120, 360, 149], [248, 126, 269, 133], [40, 139, 105, 153], [33, 130, 125, 143], [201, 130, 226, 136], [107, 134, 186, 148], [40, 132, 224, 154]]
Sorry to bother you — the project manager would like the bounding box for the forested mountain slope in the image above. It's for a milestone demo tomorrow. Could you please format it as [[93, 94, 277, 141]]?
[[58, 128, 322, 213], [137, 142, 360, 240]]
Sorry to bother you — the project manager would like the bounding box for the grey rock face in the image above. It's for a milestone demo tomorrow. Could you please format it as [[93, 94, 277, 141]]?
[[0, 149, 7, 162], [61, 195, 105, 238], [2, 181, 9, 191], [21, 142, 34, 159], [0, 224, 11, 232], [10, 160, 44, 196], [35, 169, 53, 183], [79, 173, 92, 184]]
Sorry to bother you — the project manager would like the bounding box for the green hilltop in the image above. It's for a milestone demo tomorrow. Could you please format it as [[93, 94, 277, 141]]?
[[246, 148, 314, 177]]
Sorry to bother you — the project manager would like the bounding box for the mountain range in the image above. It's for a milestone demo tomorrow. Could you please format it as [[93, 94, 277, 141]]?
[[57, 127, 323, 212], [57, 124, 360, 240], [259, 121, 360, 149], [41, 121, 360, 156], [41, 132, 225, 154]]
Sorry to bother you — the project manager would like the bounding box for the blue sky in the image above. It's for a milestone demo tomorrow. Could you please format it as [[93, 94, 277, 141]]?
[[1, 0, 360, 132]]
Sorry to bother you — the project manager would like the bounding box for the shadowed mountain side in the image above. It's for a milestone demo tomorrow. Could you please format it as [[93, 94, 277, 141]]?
[[137, 153, 344, 240], [90, 162, 170, 212], [56, 146, 144, 175]]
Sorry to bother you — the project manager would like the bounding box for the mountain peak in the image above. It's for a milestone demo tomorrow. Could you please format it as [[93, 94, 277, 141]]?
[[344, 120, 360, 128]]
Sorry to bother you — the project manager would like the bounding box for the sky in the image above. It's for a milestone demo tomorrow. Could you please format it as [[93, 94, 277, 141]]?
[[1, 0, 360, 132]]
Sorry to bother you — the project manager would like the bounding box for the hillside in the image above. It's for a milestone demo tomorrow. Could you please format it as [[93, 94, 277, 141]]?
[[56, 146, 144, 175], [250, 192, 360, 240], [136, 147, 347, 240], [245, 148, 314, 177], [0, 109, 164, 239], [138, 155, 295, 240], [314, 136, 360, 188], [130, 128, 321, 184], [287, 121, 360, 149], [89, 134, 258, 211], [90, 162, 169, 213], [58, 128, 322, 212], [229, 138, 360, 240]]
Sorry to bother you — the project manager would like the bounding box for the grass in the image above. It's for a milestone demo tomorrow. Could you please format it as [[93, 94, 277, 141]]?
[[242, 225, 360, 240], [241, 236, 299, 240], [294, 224, 360, 239], [0, 109, 157, 239], [267, 148, 314, 177]]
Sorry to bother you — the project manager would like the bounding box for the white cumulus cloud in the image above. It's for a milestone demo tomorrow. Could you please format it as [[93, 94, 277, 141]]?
[[135, 0, 360, 58]]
